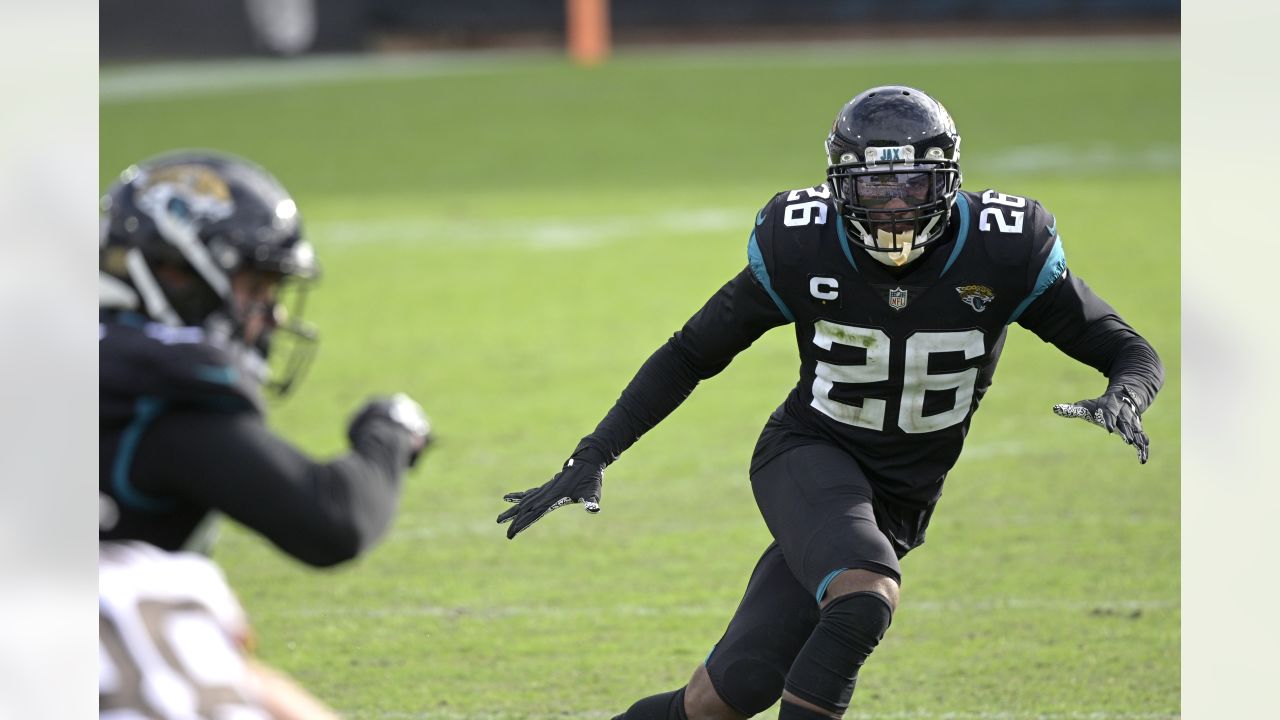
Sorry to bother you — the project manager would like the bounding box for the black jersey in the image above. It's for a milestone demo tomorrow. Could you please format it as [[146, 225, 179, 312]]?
[[748, 185, 1070, 505], [576, 185, 1162, 511], [100, 310, 415, 566]]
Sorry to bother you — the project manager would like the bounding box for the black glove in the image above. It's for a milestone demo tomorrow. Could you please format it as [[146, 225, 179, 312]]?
[[348, 393, 432, 468], [1052, 388, 1149, 464], [496, 450, 606, 540]]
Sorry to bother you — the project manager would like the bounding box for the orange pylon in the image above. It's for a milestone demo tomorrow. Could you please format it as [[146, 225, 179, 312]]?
[[567, 0, 611, 65]]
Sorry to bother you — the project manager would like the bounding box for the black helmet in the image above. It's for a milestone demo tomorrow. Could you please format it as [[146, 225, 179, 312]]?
[[825, 86, 962, 265], [100, 150, 320, 395]]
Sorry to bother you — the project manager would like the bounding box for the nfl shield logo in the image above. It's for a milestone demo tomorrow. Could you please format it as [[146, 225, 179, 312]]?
[[889, 287, 908, 310]]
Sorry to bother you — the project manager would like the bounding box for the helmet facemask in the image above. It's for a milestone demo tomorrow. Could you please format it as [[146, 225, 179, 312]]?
[[827, 148, 960, 267], [206, 244, 320, 399], [242, 272, 318, 398]]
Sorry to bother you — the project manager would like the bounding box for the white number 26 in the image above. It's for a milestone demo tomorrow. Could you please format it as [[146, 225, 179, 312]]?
[[977, 189, 1025, 234], [810, 321, 985, 433]]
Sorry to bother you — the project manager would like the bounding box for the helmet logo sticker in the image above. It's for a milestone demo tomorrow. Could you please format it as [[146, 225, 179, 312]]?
[[865, 145, 915, 166], [136, 165, 235, 226], [956, 284, 996, 312]]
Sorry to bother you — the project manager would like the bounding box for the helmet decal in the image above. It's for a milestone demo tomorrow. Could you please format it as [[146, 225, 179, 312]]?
[[864, 145, 915, 166]]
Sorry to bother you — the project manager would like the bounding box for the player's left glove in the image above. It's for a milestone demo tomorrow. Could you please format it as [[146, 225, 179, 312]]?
[[496, 449, 606, 540], [1052, 389, 1149, 464]]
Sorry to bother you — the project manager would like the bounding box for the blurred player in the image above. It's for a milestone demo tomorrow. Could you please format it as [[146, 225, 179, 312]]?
[[99, 149, 430, 563], [100, 540, 341, 719], [99, 149, 430, 717], [497, 86, 1164, 718]]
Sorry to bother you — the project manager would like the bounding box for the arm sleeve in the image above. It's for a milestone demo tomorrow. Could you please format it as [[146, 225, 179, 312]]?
[[1014, 270, 1164, 412], [576, 267, 790, 463], [132, 410, 415, 567]]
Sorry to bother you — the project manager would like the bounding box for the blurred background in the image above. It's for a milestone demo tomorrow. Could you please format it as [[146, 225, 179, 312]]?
[[101, 0, 1178, 61], [95, 2, 1180, 718]]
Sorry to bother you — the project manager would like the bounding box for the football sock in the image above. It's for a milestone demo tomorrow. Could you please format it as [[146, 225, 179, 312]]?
[[782, 591, 893, 713], [777, 699, 835, 719], [613, 688, 688, 720]]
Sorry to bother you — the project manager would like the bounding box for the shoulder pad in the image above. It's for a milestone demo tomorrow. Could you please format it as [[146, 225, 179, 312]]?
[[747, 186, 832, 322], [751, 184, 834, 266], [99, 316, 264, 419], [971, 190, 1059, 269]]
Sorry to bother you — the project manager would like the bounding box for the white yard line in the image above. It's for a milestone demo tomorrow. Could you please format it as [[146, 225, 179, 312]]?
[[303, 142, 1176, 251], [98, 50, 556, 104]]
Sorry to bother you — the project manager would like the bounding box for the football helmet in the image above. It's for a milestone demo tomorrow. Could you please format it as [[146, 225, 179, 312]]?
[[100, 150, 320, 395], [825, 86, 962, 266]]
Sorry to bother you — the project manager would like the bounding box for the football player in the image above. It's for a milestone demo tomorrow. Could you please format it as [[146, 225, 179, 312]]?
[[100, 150, 430, 565], [100, 540, 342, 719], [497, 86, 1163, 718]]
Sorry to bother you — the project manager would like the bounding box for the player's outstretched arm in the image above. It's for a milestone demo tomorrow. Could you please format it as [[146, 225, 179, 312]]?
[[1015, 270, 1164, 465], [496, 447, 607, 539], [133, 393, 432, 566], [495, 268, 790, 540], [1053, 389, 1150, 464]]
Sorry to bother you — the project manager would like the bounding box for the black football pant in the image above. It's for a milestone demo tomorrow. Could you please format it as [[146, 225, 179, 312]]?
[[702, 443, 911, 715]]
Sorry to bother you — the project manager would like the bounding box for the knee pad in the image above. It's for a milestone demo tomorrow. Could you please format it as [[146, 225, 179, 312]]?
[[708, 615, 819, 716], [783, 590, 894, 713], [704, 545, 821, 715], [713, 656, 786, 716]]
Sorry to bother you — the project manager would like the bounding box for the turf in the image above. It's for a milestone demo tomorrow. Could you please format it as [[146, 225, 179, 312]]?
[[100, 38, 1179, 718]]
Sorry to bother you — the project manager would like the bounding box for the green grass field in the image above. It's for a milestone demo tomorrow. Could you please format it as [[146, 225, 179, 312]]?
[[101, 38, 1180, 718]]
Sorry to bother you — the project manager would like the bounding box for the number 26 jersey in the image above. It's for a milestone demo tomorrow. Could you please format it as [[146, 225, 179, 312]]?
[[741, 184, 1136, 507]]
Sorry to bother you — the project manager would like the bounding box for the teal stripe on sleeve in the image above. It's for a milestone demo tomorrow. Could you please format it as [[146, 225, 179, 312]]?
[[748, 231, 794, 322], [1007, 236, 1067, 324], [112, 396, 177, 512]]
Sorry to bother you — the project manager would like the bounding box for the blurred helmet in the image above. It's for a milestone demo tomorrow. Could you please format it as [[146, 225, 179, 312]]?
[[825, 86, 962, 267], [100, 150, 320, 395]]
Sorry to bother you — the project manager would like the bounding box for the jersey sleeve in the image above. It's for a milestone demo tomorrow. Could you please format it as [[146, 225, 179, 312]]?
[[746, 193, 797, 323], [1010, 208, 1164, 412], [130, 410, 412, 567], [1005, 201, 1068, 325], [577, 264, 791, 464]]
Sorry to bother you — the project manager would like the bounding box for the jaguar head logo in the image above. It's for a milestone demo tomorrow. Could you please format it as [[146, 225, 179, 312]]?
[[956, 284, 995, 312]]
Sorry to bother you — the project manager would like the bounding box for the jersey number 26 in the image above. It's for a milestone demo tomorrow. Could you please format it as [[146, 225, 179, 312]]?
[[810, 320, 984, 434]]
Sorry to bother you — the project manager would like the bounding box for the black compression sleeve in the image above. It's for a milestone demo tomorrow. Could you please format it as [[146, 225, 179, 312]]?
[[132, 410, 413, 567], [1015, 271, 1164, 412], [577, 268, 790, 463]]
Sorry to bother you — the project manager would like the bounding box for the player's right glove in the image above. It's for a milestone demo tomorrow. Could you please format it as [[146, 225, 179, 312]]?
[[1052, 388, 1149, 464], [496, 449, 606, 540], [347, 393, 432, 468]]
